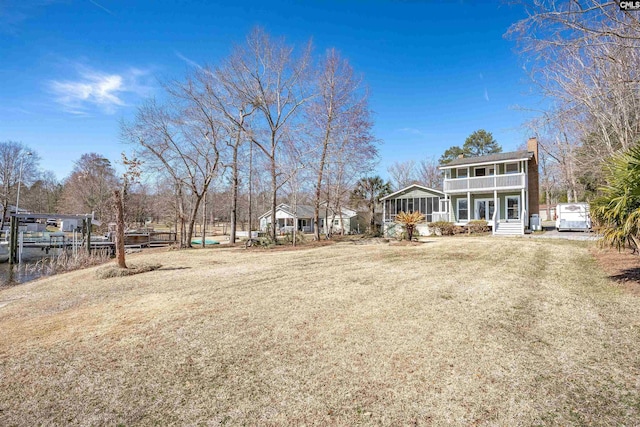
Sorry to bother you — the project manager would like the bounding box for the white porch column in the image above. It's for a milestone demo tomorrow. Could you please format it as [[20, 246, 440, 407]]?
[[493, 189, 498, 235], [521, 187, 526, 225], [382, 200, 386, 224], [467, 191, 471, 222]]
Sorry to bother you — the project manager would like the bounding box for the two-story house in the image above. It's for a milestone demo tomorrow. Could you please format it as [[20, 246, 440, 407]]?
[[439, 137, 539, 236]]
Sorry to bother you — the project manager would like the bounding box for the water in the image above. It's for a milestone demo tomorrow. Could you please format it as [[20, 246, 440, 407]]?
[[0, 247, 66, 287]]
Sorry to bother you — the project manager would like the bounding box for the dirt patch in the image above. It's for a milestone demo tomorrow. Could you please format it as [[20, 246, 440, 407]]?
[[245, 239, 336, 252], [590, 245, 640, 295], [388, 240, 427, 246]]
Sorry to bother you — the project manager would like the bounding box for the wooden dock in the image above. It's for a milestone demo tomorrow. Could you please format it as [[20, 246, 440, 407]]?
[[7, 213, 177, 264]]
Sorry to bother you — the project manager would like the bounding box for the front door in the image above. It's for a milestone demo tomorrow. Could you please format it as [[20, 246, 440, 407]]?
[[475, 199, 495, 221]]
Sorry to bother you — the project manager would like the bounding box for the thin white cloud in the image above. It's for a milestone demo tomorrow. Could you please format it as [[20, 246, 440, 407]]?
[[48, 66, 153, 115], [0, 0, 59, 34], [398, 127, 427, 137], [175, 51, 203, 69], [484, 88, 490, 102], [88, 0, 115, 16]]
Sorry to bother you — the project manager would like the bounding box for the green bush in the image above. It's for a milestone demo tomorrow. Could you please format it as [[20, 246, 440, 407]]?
[[467, 220, 489, 234], [428, 221, 455, 236]]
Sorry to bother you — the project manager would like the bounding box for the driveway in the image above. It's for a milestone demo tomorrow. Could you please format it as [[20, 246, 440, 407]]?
[[529, 226, 599, 241]]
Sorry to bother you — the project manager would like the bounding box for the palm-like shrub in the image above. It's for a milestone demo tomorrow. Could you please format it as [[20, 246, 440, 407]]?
[[395, 211, 425, 241], [591, 144, 640, 252]]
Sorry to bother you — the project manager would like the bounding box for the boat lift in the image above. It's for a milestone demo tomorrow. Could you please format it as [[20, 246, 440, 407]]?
[[7, 213, 96, 265]]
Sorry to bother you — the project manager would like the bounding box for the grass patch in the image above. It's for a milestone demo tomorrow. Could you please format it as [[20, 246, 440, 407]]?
[[0, 237, 639, 425]]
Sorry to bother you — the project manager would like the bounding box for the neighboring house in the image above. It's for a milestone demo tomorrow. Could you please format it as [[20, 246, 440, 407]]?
[[259, 203, 365, 234], [539, 204, 557, 222], [381, 184, 448, 238], [439, 137, 540, 236]]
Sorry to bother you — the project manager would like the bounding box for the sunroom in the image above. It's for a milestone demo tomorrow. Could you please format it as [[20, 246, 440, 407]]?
[[380, 184, 447, 237]]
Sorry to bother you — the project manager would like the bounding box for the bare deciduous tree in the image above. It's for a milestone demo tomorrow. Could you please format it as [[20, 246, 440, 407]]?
[[221, 28, 313, 242], [416, 158, 443, 190], [306, 48, 375, 240], [508, 1, 640, 172], [122, 90, 224, 247], [193, 64, 257, 244], [0, 141, 39, 229], [387, 160, 418, 191], [58, 153, 118, 224]]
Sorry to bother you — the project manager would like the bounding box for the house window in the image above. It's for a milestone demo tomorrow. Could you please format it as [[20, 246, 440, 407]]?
[[333, 219, 340, 226], [457, 199, 468, 221], [475, 167, 486, 177], [457, 168, 468, 178], [299, 219, 308, 227], [507, 196, 520, 220], [420, 198, 426, 215], [505, 163, 519, 174], [407, 198, 414, 212], [401, 198, 407, 213]]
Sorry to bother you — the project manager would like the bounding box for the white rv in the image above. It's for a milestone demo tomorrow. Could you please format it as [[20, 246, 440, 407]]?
[[556, 203, 591, 231]]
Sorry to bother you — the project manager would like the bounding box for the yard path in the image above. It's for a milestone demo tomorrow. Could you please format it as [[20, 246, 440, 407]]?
[[0, 237, 638, 426]]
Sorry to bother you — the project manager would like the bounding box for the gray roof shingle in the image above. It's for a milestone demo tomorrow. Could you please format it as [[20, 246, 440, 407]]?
[[441, 150, 532, 168]]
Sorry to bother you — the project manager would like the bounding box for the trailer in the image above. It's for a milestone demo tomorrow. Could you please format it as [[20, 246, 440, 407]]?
[[556, 203, 591, 231]]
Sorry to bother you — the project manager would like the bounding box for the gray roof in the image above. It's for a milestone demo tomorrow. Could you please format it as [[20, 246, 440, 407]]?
[[441, 150, 532, 168], [380, 184, 444, 201], [259, 204, 355, 220]]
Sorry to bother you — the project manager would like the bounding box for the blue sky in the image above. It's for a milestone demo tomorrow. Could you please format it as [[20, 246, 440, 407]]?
[[0, 0, 539, 181]]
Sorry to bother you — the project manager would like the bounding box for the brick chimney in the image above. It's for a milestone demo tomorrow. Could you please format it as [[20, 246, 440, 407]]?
[[527, 137, 539, 218]]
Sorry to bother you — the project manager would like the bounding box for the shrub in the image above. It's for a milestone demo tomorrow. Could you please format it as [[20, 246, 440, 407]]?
[[96, 263, 162, 279], [395, 211, 425, 241], [283, 231, 306, 245], [467, 220, 489, 234], [428, 221, 455, 236], [258, 233, 277, 248]]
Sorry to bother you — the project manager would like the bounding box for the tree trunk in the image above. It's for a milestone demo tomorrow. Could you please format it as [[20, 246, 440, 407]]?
[[0, 203, 8, 232], [248, 141, 253, 240], [201, 190, 207, 248], [313, 129, 331, 241], [113, 190, 127, 269], [270, 147, 278, 243], [230, 143, 239, 245], [186, 193, 206, 248]]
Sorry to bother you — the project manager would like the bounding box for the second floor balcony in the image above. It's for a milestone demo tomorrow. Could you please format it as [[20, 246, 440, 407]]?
[[443, 172, 526, 193]]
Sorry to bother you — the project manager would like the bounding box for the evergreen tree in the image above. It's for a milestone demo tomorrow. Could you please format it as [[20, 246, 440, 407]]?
[[439, 129, 502, 164]]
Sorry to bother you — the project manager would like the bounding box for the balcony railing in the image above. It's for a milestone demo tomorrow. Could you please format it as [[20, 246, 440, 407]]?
[[443, 173, 526, 193]]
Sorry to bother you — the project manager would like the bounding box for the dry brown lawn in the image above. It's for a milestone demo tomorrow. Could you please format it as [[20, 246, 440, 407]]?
[[1, 237, 639, 426]]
